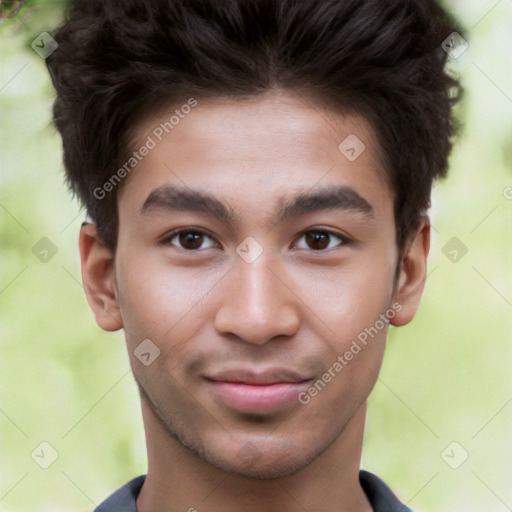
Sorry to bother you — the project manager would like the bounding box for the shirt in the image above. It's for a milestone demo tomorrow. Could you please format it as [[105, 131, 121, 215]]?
[[93, 470, 413, 511]]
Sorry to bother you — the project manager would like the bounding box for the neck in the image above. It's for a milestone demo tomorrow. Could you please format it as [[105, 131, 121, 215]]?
[[137, 399, 372, 512]]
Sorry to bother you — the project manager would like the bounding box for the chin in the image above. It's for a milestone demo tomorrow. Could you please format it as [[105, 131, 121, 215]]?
[[202, 438, 323, 480]]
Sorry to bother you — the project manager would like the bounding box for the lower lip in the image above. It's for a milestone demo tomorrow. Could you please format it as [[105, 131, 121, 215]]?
[[206, 380, 312, 413]]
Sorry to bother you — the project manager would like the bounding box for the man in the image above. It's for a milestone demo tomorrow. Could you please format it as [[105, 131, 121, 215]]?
[[46, 0, 461, 510]]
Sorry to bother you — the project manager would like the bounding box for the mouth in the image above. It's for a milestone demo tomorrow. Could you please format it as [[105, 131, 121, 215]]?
[[203, 368, 313, 413]]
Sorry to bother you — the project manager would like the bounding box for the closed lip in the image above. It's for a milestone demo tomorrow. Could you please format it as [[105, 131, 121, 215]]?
[[204, 368, 314, 413], [203, 368, 312, 385]]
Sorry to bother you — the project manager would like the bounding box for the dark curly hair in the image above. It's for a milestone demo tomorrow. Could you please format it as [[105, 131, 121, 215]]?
[[46, 0, 462, 253]]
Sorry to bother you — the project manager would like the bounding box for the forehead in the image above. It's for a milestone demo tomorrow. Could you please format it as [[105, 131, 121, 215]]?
[[118, 89, 393, 222]]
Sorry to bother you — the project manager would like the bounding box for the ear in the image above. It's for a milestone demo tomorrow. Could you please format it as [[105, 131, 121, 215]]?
[[390, 218, 430, 327], [79, 222, 123, 331]]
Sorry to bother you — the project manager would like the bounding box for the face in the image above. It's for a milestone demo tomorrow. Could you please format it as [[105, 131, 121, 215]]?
[[81, 89, 428, 479]]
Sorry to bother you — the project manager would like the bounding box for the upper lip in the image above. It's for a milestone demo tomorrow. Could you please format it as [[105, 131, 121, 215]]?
[[204, 368, 312, 385]]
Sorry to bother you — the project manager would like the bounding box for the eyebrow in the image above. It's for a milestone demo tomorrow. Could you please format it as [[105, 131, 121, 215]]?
[[139, 184, 374, 226]]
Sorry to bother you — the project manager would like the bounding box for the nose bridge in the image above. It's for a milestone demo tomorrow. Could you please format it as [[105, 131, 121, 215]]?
[[213, 246, 300, 344], [239, 254, 281, 314]]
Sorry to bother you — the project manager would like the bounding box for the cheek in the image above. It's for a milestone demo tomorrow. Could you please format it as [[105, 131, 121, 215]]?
[[298, 296, 390, 421], [115, 254, 221, 349], [289, 255, 395, 339], [287, 256, 394, 403]]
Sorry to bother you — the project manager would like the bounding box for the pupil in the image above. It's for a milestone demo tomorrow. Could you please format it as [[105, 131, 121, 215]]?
[[306, 232, 329, 250], [180, 231, 202, 249]]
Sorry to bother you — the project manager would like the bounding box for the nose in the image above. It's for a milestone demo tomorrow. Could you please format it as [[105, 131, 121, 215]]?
[[213, 250, 300, 345]]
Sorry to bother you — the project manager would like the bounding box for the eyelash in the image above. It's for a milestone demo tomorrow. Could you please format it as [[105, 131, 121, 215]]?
[[159, 227, 352, 253]]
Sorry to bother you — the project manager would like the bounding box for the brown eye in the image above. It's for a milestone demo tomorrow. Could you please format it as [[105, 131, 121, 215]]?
[[307, 231, 331, 250], [163, 229, 218, 251], [295, 230, 349, 251], [179, 231, 204, 250]]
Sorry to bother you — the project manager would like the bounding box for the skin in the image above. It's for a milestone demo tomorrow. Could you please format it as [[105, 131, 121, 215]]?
[[79, 88, 429, 512]]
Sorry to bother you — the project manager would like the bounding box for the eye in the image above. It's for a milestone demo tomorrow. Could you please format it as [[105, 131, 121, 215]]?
[[161, 229, 219, 251], [160, 228, 350, 252], [294, 230, 350, 251]]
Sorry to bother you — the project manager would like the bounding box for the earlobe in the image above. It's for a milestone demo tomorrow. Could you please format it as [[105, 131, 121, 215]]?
[[79, 222, 123, 331], [390, 219, 430, 327]]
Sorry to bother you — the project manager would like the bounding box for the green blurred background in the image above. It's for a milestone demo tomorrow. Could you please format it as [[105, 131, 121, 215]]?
[[1, 1, 511, 510]]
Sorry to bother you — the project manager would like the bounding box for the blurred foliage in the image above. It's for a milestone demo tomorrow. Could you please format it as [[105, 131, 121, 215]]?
[[1, 1, 511, 511]]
